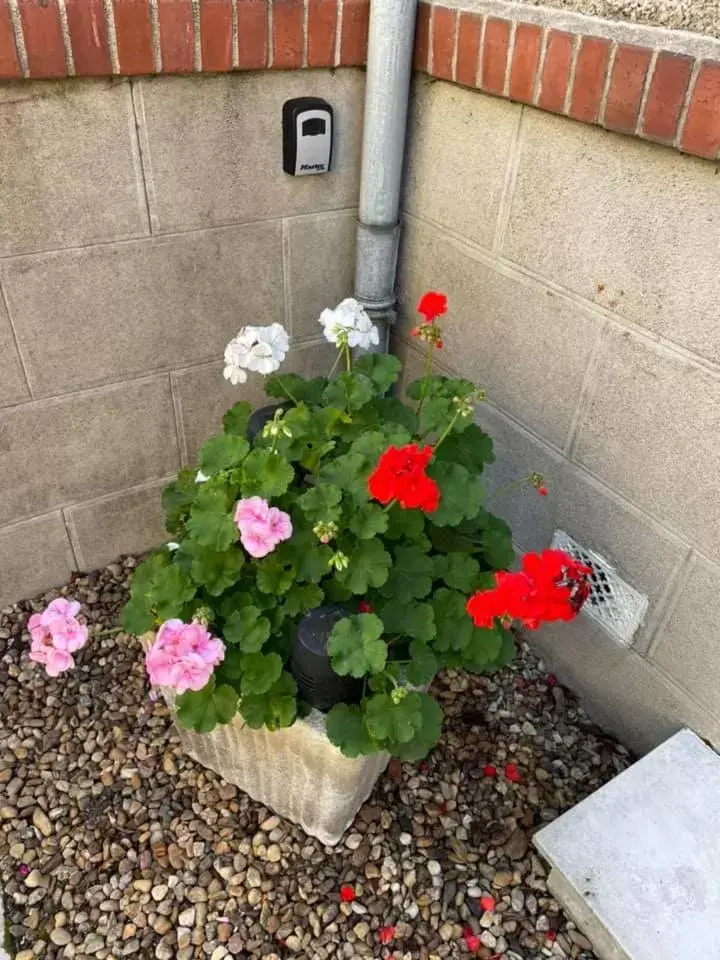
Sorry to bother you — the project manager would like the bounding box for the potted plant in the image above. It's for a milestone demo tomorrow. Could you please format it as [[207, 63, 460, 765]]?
[[26, 293, 590, 846]]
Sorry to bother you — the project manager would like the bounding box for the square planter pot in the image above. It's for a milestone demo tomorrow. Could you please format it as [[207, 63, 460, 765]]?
[[141, 635, 389, 846]]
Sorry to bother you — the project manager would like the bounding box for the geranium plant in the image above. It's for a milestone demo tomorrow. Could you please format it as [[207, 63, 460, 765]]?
[[29, 293, 590, 761]]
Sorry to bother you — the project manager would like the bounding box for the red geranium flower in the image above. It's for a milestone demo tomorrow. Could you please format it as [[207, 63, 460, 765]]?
[[462, 927, 481, 952], [504, 762, 522, 783], [378, 926, 396, 944], [417, 290, 448, 323], [368, 444, 440, 512], [538, 486, 548, 496], [482, 764, 497, 778], [358, 600, 373, 613], [340, 885, 356, 902]]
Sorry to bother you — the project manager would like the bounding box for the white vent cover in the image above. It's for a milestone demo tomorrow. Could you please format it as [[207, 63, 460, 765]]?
[[551, 530, 648, 646]]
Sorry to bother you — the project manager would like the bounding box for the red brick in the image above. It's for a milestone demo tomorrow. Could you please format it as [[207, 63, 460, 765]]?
[[307, 0, 336, 68], [455, 11, 481, 88], [431, 6, 455, 81], [680, 60, 720, 158], [538, 29, 574, 113], [340, 0, 368, 66], [65, 0, 112, 75], [200, 0, 232, 71], [641, 51, 693, 143], [481, 17, 510, 95], [237, 0, 267, 70], [112, 0, 154, 75], [272, 0, 303, 69], [604, 44, 652, 133], [158, 0, 193, 73], [0, 0, 20, 78], [509, 21, 541, 104], [19, 0, 66, 78], [414, 2, 430, 72], [569, 36, 610, 122]]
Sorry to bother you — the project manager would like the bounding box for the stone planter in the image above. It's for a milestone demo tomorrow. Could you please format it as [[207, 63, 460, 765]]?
[[141, 635, 388, 846]]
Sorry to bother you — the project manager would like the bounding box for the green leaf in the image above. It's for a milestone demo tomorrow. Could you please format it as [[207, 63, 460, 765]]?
[[434, 423, 495, 472], [372, 396, 419, 435], [461, 626, 503, 669], [364, 691, 423, 744], [223, 605, 271, 652], [162, 468, 197, 534], [298, 482, 342, 523], [354, 353, 402, 393], [186, 487, 238, 551], [121, 593, 155, 635], [176, 681, 238, 734], [320, 452, 371, 504], [480, 515, 515, 569], [348, 503, 389, 540], [385, 506, 426, 542], [242, 448, 295, 498], [256, 556, 295, 595], [322, 372, 375, 411], [328, 613, 387, 678], [337, 539, 391, 594], [280, 583, 324, 618], [377, 600, 436, 644], [405, 640, 439, 686], [152, 564, 196, 620], [479, 627, 516, 673], [394, 693, 444, 761], [284, 531, 332, 583], [223, 400, 253, 437], [198, 433, 249, 474], [380, 545, 434, 603], [266, 373, 327, 406], [239, 652, 283, 696], [432, 588, 474, 652], [427, 461, 484, 527], [433, 552, 481, 592], [190, 546, 244, 596], [326, 703, 380, 758], [239, 672, 298, 730]]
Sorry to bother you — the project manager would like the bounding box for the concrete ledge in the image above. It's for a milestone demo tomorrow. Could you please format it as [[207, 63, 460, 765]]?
[[533, 729, 720, 960]]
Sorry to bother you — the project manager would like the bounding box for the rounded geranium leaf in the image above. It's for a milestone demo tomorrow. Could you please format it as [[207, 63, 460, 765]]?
[[328, 614, 387, 678], [325, 703, 379, 757], [364, 691, 423, 744], [336, 540, 392, 594], [198, 434, 249, 474], [239, 652, 283, 696]]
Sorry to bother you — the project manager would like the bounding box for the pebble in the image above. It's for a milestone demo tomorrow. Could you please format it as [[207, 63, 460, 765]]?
[[427, 859, 442, 876], [151, 884, 168, 902], [569, 928, 595, 950], [178, 907, 195, 927], [345, 833, 363, 850], [246, 866, 262, 887], [265, 843, 282, 862], [50, 928, 72, 946], [32, 807, 52, 837], [24, 870, 47, 889], [176, 927, 191, 949]]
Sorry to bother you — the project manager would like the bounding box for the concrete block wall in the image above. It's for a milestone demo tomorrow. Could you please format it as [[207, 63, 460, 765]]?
[[397, 68, 720, 754], [0, 68, 360, 605]]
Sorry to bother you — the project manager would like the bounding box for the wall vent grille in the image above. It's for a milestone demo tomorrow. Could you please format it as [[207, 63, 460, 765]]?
[[551, 530, 648, 646]]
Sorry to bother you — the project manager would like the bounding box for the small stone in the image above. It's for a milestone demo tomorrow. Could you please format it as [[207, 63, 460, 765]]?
[[505, 828, 529, 861], [265, 844, 282, 862], [15, 952, 34, 960], [439, 922, 455, 941], [398, 832, 412, 846], [211, 948, 227, 960], [427, 859, 442, 876], [227, 934, 244, 954], [246, 866, 262, 887], [353, 921, 369, 939], [345, 833, 363, 850], [50, 928, 72, 946], [177, 927, 191, 949], [285, 935, 302, 951], [187, 886, 208, 902], [178, 907, 195, 927], [154, 916, 172, 935], [492, 870, 513, 888], [32, 807, 53, 837], [133, 879, 152, 893], [0, 806, 17, 820], [85, 933, 105, 954], [24, 870, 47, 889], [167, 843, 184, 869], [151, 884, 168, 902], [260, 815, 281, 832], [569, 929, 594, 950], [510, 888, 524, 912], [480, 930, 497, 949], [9, 842, 24, 858]]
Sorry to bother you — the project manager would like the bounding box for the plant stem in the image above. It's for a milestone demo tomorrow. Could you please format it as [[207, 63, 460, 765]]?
[[268, 374, 299, 405], [485, 474, 536, 502], [414, 343, 434, 419], [432, 409, 462, 454], [343, 342, 352, 373], [328, 349, 343, 378]]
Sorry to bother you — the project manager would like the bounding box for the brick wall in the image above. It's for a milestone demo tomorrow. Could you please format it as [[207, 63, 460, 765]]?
[[0, 69, 362, 605]]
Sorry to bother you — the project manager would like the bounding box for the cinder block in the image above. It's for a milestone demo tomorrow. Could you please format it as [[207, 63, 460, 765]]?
[[477, 402, 689, 652], [3, 223, 284, 397], [287, 211, 357, 340], [172, 341, 335, 462], [65, 479, 170, 572], [404, 78, 521, 249], [503, 109, 720, 364], [0, 513, 76, 607], [651, 556, 720, 717], [398, 217, 603, 449], [574, 327, 720, 563], [0, 294, 28, 408], [531, 614, 720, 755], [0, 376, 179, 526], [534, 730, 720, 960], [0, 80, 147, 256], [136, 71, 364, 232]]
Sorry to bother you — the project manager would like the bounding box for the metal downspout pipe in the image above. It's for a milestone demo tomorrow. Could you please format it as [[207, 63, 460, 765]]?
[[354, 0, 418, 353]]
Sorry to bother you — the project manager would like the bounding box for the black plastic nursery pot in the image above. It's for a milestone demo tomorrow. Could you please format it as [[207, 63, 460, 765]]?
[[290, 604, 363, 711], [247, 402, 292, 444]]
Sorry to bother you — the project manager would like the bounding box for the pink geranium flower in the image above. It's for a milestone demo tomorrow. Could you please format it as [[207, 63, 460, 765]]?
[[234, 496, 292, 558], [145, 619, 224, 694], [27, 598, 88, 677]]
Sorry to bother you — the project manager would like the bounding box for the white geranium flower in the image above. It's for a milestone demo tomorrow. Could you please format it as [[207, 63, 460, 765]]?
[[318, 298, 378, 350], [195, 470, 209, 483], [166, 541, 180, 551], [246, 323, 290, 374], [223, 323, 289, 382]]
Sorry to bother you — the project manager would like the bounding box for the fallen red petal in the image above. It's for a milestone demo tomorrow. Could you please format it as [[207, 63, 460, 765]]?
[[482, 764, 497, 778], [378, 925, 396, 944], [546, 930, 558, 941], [462, 927, 481, 952], [479, 894, 496, 912], [504, 762, 522, 783], [547, 673, 558, 686], [340, 885, 356, 902]]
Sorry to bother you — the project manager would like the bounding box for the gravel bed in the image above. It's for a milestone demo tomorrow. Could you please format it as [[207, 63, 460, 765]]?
[[0, 558, 632, 960]]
